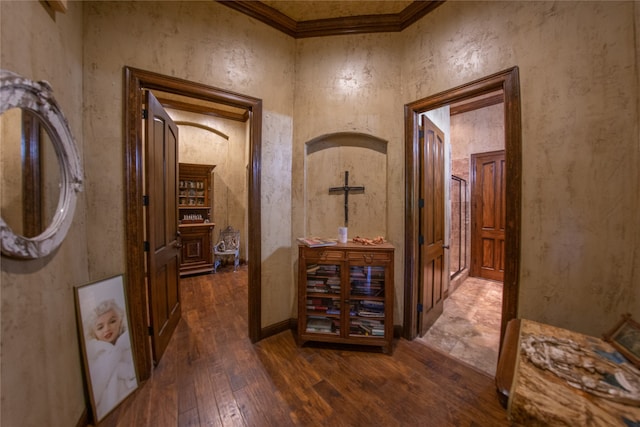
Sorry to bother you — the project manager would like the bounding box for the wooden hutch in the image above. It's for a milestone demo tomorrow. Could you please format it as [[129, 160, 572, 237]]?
[[178, 163, 215, 276], [297, 242, 394, 354]]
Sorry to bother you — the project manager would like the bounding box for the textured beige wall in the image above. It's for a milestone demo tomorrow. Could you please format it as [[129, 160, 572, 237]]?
[[82, 1, 295, 326], [0, 2, 88, 426], [293, 33, 405, 321], [451, 103, 504, 163], [403, 1, 639, 335], [305, 133, 387, 239]]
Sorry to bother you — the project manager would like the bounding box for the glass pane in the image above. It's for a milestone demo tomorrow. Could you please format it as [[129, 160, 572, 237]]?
[[350, 265, 385, 297], [305, 263, 341, 335], [349, 265, 386, 337], [306, 263, 341, 294]]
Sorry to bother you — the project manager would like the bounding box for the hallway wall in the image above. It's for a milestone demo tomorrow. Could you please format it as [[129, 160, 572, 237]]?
[[0, 2, 88, 426], [402, 1, 640, 335], [292, 33, 405, 321]]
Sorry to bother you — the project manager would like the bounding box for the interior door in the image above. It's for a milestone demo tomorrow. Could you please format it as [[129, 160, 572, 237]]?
[[145, 90, 181, 364], [418, 115, 446, 336], [471, 150, 505, 282]]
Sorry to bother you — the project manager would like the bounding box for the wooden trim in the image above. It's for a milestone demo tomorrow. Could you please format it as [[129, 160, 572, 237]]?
[[156, 97, 249, 122], [216, 0, 445, 39], [217, 0, 298, 37], [261, 318, 294, 340], [403, 67, 521, 348], [450, 93, 504, 116], [495, 318, 521, 407], [74, 407, 90, 427], [124, 67, 263, 381]]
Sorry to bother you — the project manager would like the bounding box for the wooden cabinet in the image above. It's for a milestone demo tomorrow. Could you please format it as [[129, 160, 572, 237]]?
[[297, 242, 394, 353], [178, 163, 215, 276]]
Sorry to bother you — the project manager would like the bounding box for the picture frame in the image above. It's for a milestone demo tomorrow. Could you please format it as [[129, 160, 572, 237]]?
[[603, 313, 640, 369], [75, 274, 138, 423]]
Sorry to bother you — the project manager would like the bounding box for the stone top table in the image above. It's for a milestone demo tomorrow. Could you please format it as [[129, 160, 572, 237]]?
[[496, 318, 640, 426]]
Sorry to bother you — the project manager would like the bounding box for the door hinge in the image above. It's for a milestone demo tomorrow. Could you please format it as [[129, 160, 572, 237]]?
[[418, 235, 424, 245], [144, 241, 150, 252], [142, 108, 148, 119], [417, 303, 423, 313], [143, 195, 149, 206], [419, 198, 424, 208], [148, 326, 153, 336]]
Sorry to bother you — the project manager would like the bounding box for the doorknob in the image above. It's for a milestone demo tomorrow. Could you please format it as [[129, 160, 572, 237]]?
[[442, 244, 450, 249]]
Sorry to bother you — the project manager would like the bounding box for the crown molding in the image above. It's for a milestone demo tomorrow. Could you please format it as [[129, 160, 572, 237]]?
[[216, 1, 445, 38]]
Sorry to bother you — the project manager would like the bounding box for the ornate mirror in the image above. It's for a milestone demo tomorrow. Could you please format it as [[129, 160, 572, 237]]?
[[0, 70, 83, 259]]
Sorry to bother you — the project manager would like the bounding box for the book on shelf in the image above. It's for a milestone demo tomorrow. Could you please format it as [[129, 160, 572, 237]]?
[[306, 316, 333, 333], [297, 237, 337, 247]]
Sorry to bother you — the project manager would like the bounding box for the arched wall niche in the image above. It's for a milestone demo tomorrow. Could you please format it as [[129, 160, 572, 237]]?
[[304, 132, 388, 240]]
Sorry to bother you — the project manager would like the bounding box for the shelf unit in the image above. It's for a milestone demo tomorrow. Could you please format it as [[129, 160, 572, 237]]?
[[178, 163, 215, 276], [297, 242, 394, 353]]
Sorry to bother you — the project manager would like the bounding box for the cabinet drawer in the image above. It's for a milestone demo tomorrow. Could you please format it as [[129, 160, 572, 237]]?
[[302, 247, 345, 261], [347, 251, 391, 263]]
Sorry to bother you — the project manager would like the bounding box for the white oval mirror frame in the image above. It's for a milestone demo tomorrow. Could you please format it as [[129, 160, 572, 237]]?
[[0, 70, 83, 259]]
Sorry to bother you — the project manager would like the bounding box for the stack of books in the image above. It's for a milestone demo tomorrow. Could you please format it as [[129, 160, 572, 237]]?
[[306, 297, 341, 315], [356, 300, 385, 317], [350, 319, 385, 337]]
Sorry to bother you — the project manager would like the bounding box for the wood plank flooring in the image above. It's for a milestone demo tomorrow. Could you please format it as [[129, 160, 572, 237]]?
[[99, 266, 509, 427]]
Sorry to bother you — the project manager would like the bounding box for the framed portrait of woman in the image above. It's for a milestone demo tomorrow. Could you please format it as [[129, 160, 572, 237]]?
[[75, 274, 138, 423], [604, 313, 640, 369]]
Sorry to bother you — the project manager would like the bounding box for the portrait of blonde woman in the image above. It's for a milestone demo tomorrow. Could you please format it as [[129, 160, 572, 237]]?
[[76, 276, 138, 422]]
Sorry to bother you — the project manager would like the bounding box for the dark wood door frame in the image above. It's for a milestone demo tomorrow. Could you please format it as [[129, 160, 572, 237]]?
[[124, 67, 262, 380], [404, 67, 521, 347]]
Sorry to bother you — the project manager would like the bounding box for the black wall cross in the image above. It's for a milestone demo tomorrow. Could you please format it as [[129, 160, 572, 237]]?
[[329, 171, 365, 227]]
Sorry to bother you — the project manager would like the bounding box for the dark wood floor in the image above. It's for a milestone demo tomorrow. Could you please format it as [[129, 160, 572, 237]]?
[[101, 265, 509, 426]]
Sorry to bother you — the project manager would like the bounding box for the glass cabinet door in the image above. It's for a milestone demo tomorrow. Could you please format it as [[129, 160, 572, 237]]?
[[348, 265, 386, 338], [304, 263, 341, 335]]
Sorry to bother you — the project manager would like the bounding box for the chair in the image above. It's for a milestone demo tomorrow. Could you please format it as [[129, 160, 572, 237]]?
[[213, 226, 240, 273]]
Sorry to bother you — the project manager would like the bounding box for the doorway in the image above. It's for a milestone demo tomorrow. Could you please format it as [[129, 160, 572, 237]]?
[[123, 67, 263, 381], [403, 67, 522, 351], [417, 105, 506, 375]]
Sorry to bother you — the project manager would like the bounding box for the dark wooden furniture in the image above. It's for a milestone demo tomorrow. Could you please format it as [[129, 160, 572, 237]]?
[[297, 242, 394, 353], [178, 163, 215, 276], [495, 318, 521, 408]]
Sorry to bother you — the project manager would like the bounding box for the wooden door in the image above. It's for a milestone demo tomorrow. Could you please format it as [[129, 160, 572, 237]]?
[[418, 116, 446, 336], [471, 150, 505, 282], [145, 90, 181, 364]]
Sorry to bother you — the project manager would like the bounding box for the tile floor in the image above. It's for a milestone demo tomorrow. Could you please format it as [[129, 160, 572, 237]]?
[[417, 277, 503, 376]]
